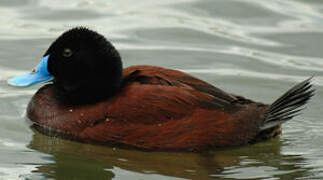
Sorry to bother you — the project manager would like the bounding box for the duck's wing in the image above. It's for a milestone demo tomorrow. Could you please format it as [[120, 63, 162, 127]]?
[[83, 78, 265, 151], [122, 65, 239, 105]]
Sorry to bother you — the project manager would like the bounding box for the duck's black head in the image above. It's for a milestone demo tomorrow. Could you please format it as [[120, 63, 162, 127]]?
[[44, 27, 123, 104]]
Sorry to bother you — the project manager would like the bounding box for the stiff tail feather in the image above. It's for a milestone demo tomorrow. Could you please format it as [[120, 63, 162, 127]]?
[[261, 77, 315, 130]]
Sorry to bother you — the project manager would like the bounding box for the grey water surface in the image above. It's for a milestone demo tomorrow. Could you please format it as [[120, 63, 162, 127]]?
[[0, 0, 323, 179]]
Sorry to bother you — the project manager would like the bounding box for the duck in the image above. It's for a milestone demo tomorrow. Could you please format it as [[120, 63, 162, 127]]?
[[8, 27, 314, 151]]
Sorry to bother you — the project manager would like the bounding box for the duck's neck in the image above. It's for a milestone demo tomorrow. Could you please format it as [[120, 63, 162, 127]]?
[[52, 78, 122, 105], [52, 62, 123, 105]]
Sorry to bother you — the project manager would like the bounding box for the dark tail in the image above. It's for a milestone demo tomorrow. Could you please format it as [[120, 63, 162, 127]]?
[[260, 77, 315, 130]]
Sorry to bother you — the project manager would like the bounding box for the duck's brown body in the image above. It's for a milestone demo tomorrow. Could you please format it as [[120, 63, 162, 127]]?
[[27, 66, 278, 151]]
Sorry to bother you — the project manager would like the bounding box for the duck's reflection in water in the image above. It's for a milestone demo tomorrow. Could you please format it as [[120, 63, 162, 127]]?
[[28, 128, 312, 180]]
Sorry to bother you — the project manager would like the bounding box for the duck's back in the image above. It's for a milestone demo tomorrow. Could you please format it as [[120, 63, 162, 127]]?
[[28, 65, 271, 151]]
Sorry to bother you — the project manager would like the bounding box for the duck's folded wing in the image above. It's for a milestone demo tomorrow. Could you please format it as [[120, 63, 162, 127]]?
[[82, 82, 263, 150], [123, 66, 238, 104]]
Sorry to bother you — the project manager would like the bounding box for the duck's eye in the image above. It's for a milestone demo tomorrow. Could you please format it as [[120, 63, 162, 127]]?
[[62, 48, 73, 57]]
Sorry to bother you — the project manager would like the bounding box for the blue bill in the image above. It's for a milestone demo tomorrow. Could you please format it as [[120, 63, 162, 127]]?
[[7, 55, 53, 87]]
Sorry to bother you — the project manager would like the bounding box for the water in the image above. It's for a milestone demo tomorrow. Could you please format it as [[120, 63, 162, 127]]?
[[0, 0, 323, 179]]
